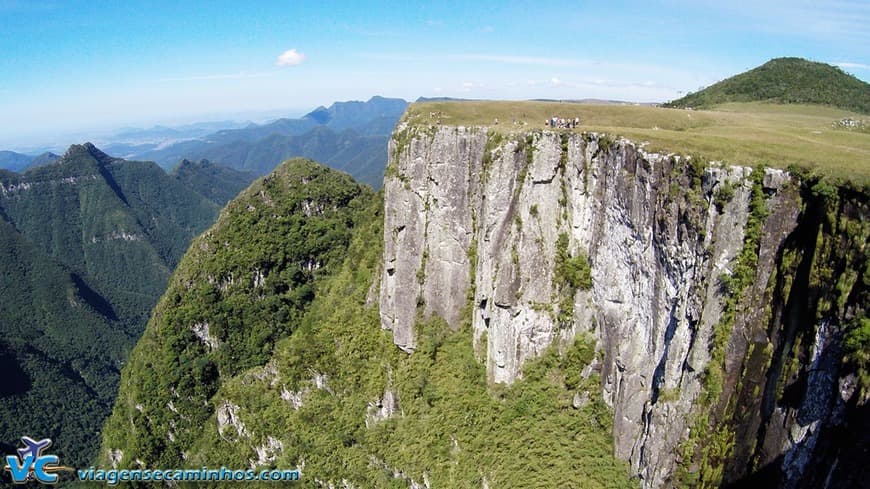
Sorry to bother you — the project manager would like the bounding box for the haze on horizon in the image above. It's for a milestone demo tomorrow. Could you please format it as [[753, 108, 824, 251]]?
[[1, 0, 868, 149]]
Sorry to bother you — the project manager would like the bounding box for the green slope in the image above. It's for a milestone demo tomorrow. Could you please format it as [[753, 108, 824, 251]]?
[[0, 143, 231, 472], [171, 159, 257, 206], [0, 216, 134, 470], [1, 143, 220, 329], [664, 57, 870, 114], [101, 158, 374, 468]]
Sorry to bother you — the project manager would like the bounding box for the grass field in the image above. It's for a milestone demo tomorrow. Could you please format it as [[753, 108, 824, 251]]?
[[404, 100, 870, 183]]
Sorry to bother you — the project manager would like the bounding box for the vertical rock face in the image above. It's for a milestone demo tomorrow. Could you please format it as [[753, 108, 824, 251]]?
[[379, 123, 868, 488], [380, 127, 487, 351]]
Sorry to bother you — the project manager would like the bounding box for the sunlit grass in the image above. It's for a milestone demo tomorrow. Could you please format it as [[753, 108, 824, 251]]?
[[405, 101, 870, 183]]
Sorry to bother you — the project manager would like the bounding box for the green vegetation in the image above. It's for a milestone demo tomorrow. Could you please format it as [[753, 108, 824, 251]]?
[[101, 157, 633, 488], [712, 181, 735, 213], [554, 233, 593, 325], [401, 99, 870, 184], [677, 167, 768, 488], [0, 143, 222, 468], [845, 318, 870, 395], [663, 58, 870, 114], [799, 173, 870, 397], [483, 129, 506, 176], [101, 158, 375, 468], [0, 217, 131, 469], [171, 158, 257, 206]]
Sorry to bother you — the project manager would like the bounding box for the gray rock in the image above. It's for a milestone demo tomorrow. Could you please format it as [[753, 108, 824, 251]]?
[[378, 124, 862, 488]]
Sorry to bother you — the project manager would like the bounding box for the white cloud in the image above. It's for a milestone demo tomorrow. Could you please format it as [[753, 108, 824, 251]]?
[[460, 81, 488, 93], [550, 77, 562, 86], [834, 61, 870, 70], [276, 49, 306, 66]]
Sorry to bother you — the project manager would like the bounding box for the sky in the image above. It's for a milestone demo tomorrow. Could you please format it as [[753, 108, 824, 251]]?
[[1, 0, 868, 149]]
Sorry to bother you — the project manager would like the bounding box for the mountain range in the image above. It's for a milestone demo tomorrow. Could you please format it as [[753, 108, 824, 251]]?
[[106, 96, 407, 188], [1, 96, 407, 189], [0, 144, 253, 470]]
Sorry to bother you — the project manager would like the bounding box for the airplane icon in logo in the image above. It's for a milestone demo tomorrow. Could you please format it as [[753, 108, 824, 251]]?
[[16, 437, 52, 461], [4, 436, 73, 483]]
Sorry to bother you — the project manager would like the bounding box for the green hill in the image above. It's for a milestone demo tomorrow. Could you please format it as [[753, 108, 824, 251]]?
[[0, 143, 232, 470], [664, 57, 870, 114], [0, 150, 32, 172], [101, 158, 376, 468], [171, 158, 257, 206]]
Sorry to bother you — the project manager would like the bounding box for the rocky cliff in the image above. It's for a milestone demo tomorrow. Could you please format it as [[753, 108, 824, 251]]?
[[379, 123, 868, 488]]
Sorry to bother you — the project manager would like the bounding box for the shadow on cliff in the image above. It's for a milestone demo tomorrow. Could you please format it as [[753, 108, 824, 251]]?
[[723, 180, 870, 489], [724, 402, 870, 489]]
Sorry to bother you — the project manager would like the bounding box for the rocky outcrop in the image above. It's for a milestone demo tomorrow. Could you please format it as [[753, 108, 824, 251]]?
[[380, 123, 868, 488]]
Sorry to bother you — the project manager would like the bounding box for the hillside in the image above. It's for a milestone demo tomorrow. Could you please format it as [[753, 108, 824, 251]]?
[[663, 57, 870, 114], [0, 151, 61, 172], [0, 144, 237, 470], [0, 215, 134, 470], [27, 151, 61, 169], [0, 150, 32, 172], [171, 158, 257, 206], [100, 159, 384, 467]]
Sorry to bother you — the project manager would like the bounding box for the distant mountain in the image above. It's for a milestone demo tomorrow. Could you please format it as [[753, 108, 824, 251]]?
[[176, 126, 391, 187], [664, 57, 870, 113], [132, 96, 408, 188], [171, 158, 257, 206], [0, 151, 61, 172], [113, 120, 250, 142], [0, 143, 229, 468], [27, 151, 60, 169], [0, 150, 32, 171], [304, 95, 410, 130]]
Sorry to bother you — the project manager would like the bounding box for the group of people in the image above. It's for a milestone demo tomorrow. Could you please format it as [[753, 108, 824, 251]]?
[[548, 116, 580, 129]]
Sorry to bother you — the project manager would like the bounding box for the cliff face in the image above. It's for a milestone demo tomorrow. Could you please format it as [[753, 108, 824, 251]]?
[[100, 157, 636, 489], [380, 124, 868, 488]]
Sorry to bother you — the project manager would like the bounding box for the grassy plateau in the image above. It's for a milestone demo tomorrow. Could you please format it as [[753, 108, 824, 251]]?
[[405, 100, 870, 183]]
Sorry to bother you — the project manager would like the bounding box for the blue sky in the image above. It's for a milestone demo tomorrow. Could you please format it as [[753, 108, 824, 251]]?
[[1, 0, 868, 148]]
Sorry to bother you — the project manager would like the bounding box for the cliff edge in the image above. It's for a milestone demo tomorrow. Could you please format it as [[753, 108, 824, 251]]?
[[380, 121, 868, 488]]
